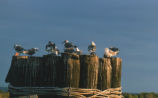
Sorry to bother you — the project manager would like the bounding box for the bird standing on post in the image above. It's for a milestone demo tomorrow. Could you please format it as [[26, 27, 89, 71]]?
[[23, 48, 39, 56], [74, 46, 82, 55], [14, 44, 24, 56], [45, 41, 60, 55], [53, 48, 60, 56], [88, 41, 96, 55], [104, 47, 119, 57], [45, 41, 56, 53], [63, 40, 75, 53]]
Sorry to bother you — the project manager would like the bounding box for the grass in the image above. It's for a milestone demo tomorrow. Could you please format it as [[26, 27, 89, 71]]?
[[0, 91, 9, 98], [0, 93, 9, 98]]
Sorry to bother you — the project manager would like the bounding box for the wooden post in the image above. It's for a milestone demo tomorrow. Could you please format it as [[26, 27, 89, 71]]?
[[111, 57, 122, 88], [98, 58, 112, 90], [6, 55, 123, 97], [56, 53, 80, 88], [6, 56, 28, 86], [80, 55, 99, 89], [5, 56, 42, 87], [39, 54, 61, 86], [26, 56, 42, 87]]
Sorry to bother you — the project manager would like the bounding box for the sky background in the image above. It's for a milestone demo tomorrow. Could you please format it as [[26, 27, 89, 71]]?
[[0, 0, 158, 93]]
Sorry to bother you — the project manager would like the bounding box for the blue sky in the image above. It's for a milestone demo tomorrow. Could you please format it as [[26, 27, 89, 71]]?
[[0, 0, 158, 93]]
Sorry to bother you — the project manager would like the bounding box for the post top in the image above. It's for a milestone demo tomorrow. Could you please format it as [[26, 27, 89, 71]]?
[[13, 56, 28, 59]]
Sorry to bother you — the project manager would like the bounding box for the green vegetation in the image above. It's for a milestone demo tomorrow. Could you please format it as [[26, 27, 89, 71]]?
[[123, 92, 158, 98]]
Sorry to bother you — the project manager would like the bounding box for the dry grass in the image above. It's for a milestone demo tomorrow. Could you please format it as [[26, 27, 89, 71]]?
[[0, 92, 9, 98]]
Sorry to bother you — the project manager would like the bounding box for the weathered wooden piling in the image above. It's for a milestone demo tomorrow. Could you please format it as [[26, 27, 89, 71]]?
[[39, 54, 61, 86], [57, 53, 80, 88], [111, 57, 122, 88], [6, 54, 123, 98], [5, 56, 42, 87], [79, 55, 99, 89], [5, 56, 25, 86], [25, 56, 42, 87], [98, 58, 112, 90]]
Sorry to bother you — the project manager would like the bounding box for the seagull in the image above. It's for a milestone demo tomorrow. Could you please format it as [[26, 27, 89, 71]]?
[[63, 40, 75, 53], [51, 46, 60, 56], [45, 41, 56, 53], [88, 41, 96, 55], [45, 41, 60, 55], [23, 48, 39, 56], [53, 47, 60, 56], [63, 40, 74, 48], [104, 47, 119, 57], [14, 44, 24, 56], [74, 46, 82, 55]]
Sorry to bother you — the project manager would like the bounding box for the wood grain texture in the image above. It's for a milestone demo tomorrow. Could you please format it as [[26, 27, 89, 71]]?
[[79, 55, 99, 89], [111, 57, 122, 88], [39, 54, 61, 86], [98, 58, 112, 90], [58, 53, 80, 88], [6, 55, 122, 97], [5, 56, 42, 87]]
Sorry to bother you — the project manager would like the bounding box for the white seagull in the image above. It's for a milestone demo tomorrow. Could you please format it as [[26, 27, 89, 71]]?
[[74, 46, 82, 55], [88, 41, 96, 55], [45, 41, 56, 53], [23, 48, 39, 56], [52, 46, 60, 56], [54, 48, 60, 56], [14, 44, 24, 53], [104, 47, 119, 57], [14, 44, 24, 56], [63, 40, 75, 53], [63, 40, 74, 48], [45, 41, 60, 55]]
